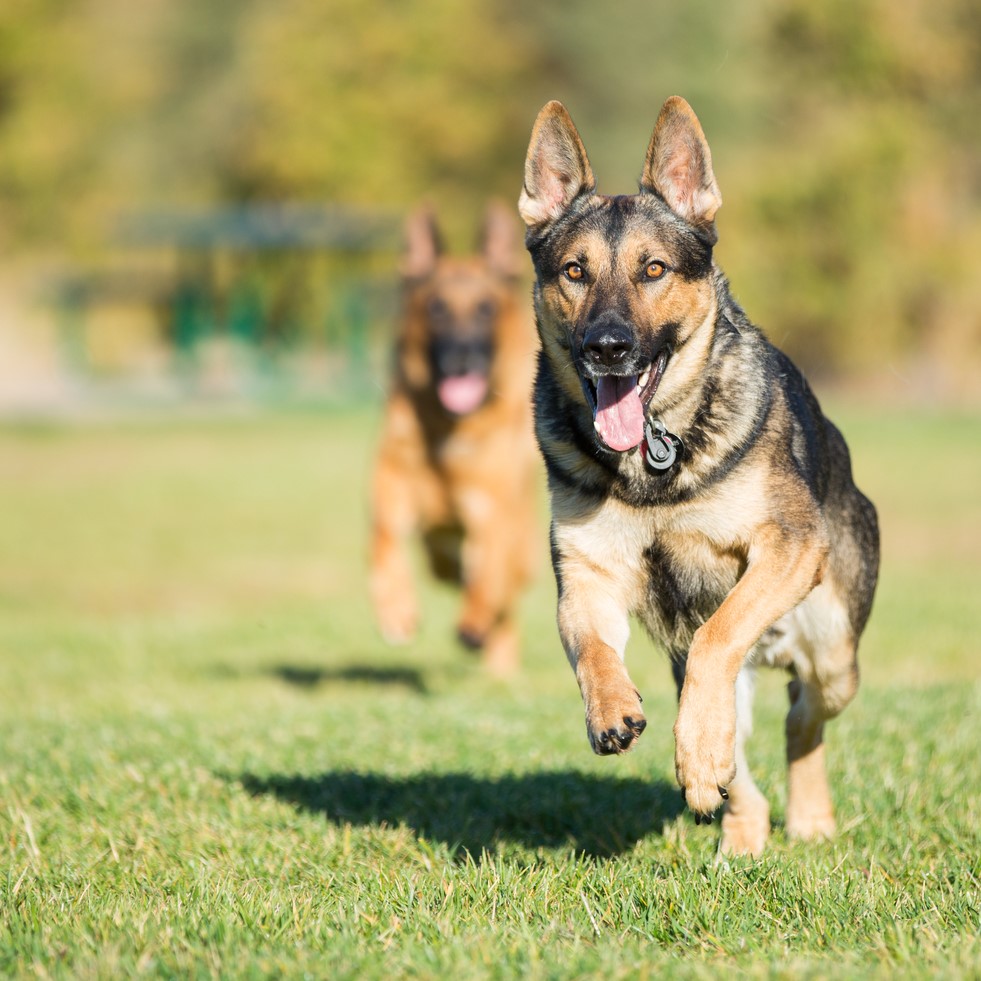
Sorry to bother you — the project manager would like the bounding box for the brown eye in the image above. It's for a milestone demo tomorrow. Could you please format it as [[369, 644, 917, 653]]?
[[564, 262, 584, 282], [645, 260, 667, 280]]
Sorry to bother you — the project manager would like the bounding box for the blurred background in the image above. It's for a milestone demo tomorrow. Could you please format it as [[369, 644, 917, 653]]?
[[1, 9, 979, 970], [1, 0, 979, 411]]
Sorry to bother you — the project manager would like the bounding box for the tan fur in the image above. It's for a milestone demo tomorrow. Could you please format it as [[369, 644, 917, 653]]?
[[370, 203, 539, 676]]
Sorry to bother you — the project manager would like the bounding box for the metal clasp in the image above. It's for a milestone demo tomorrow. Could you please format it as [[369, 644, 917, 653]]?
[[644, 419, 683, 471]]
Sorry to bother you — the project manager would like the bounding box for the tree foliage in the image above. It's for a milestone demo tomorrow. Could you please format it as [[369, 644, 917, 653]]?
[[0, 0, 977, 375], [727, 0, 981, 375]]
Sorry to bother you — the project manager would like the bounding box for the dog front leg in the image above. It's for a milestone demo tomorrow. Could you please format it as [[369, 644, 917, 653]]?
[[369, 402, 422, 644], [674, 524, 827, 817], [555, 547, 646, 755]]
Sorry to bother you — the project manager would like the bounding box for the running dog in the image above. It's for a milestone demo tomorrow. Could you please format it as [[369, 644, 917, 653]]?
[[518, 97, 879, 855], [370, 203, 538, 675]]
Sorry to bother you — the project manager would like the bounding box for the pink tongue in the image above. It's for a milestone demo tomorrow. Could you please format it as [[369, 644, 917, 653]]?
[[594, 375, 645, 451], [437, 373, 489, 415]]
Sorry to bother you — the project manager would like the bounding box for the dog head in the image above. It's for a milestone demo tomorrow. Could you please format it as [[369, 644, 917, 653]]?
[[519, 97, 722, 452], [399, 201, 522, 416]]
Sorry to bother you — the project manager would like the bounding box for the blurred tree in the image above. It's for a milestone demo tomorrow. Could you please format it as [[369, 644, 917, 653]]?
[[0, 0, 542, 252], [0, 0, 977, 380], [723, 0, 981, 377], [0, 0, 161, 248], [514, 0, 763, 191], [226, 0, 539, 230]]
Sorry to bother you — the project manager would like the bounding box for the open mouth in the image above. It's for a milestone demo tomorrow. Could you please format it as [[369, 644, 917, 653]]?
[[437, 372, 490, 415], [581, 349, 669, 452]]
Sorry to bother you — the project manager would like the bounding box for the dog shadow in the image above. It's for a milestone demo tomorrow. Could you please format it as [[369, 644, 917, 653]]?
[[235, 769, 684, 858], [267, 663, 428, 694]]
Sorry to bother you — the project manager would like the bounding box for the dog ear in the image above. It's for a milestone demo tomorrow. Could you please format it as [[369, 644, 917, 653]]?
[[480, 199, 521, 278], [519, 101, 595, 230], [401, 205, 442, 278], [640, 96, 721, 239]]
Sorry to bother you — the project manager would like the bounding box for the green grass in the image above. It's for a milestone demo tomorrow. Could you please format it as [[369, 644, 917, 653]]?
[[1, 404, 979, 979]]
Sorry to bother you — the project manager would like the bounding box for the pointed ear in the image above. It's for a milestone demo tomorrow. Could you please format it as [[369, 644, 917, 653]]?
[[401, 205, 442, 278], [518, 101, 595, 231], [640, 96, 722, 238], [479, 199, 521, 278]]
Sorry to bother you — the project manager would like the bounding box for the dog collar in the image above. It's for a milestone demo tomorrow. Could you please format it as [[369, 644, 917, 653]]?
[[644, 419, 684, 471]]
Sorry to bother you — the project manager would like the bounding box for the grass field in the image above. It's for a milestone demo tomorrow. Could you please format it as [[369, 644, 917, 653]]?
[[1, 403, 979, 979]]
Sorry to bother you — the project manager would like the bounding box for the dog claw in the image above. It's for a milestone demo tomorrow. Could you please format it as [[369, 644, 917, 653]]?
[[719, 786, 729, 801], [591, 714, 646, 755], [595, 730, 622, 755], [457, 626, 485, 651]]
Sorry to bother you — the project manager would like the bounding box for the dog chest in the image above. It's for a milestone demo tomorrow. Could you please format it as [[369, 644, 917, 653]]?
[[640, 530, 745, 647], [552, 491, 748, 647]]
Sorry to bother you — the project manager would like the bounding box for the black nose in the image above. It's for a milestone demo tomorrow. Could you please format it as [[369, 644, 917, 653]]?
[[431, 335, 494, 377], [582, 318, 636, 367]]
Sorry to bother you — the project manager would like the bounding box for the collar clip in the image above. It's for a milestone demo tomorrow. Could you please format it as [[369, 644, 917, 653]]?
[[644, 419, 683, 471]]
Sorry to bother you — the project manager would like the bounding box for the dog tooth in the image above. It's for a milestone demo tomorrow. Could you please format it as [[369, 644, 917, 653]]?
[[594, 420, 602, 434], [639, 368, 651, 388]]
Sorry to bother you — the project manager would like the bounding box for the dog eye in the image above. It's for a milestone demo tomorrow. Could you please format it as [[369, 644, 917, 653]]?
[[473, 300, 496, 326], [428, 297, 450, 319], [563, 262, 584, 282], [645, 261, 667, 280]]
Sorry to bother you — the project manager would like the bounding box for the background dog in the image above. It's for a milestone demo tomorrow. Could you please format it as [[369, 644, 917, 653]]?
[[370, 202, 539, 675], [518, 98, 879, 855]]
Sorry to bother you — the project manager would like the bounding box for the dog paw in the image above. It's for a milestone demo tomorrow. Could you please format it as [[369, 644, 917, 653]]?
[[719, 807, 770, 858], [457, 600, 497, 652], [481, 624, 519, 678], [673, 703, 736, 817], [376, 602, 418, 645], [786, 809, 836, 842], [584, 687, 646, 755], [457, 624, 486, 651]]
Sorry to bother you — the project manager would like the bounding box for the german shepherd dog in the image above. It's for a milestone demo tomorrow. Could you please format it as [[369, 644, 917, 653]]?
[[370, 203, 538, 676], [518, 98, 879, 855]]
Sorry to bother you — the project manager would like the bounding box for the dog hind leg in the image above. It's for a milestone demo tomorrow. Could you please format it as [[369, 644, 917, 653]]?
[[455, 484, 534, 676], [482, 614, 520, 678], [784, 623, 859, 841], [786, 584, 858, 839], [785, 679, 835, 839], [719, 665, 771, 857]]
